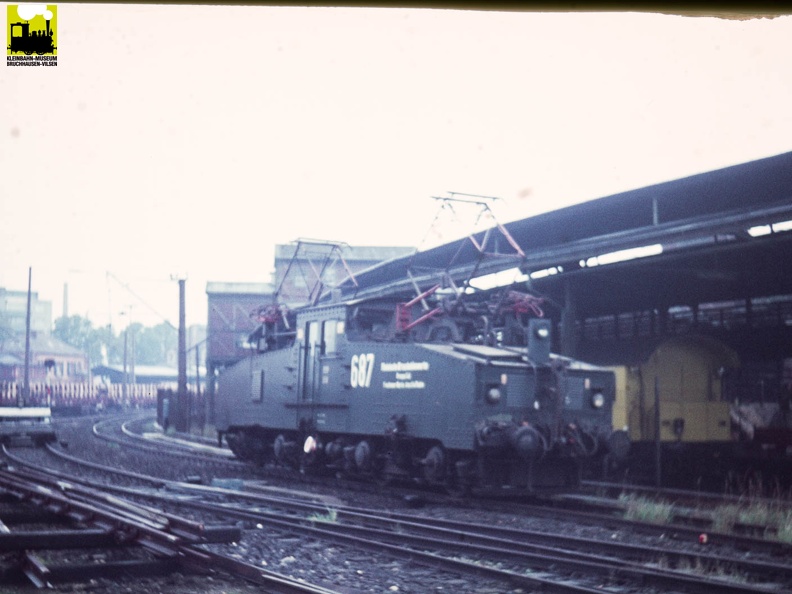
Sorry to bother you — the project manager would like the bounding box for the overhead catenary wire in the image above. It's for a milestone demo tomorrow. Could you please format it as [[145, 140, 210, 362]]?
[[106, 272, 177, 331]]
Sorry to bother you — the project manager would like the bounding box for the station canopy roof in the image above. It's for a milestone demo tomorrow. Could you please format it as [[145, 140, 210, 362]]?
[[335, 151, 792, 319]]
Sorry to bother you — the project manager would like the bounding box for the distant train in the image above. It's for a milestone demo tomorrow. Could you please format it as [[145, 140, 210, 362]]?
[[0, 406, 57, 446], [611, 335, 735, 447], [215, 286, 630, 494], [609, 334, 792, 488]]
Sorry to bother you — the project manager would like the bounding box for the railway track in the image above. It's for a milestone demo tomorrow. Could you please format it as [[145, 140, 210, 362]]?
[[6, 413, 792, 593], [116, 417, 792, 548], [569, 481, 792, 543], [583, 479, 792, 506], [117, 416, 792, 555], [170, 490, 792, 594], [0, 450, 351, 593]]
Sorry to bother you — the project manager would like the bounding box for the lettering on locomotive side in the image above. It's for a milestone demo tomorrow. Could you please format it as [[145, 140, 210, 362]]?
[[381, 360, 429, 390], [383, 380, 426, 389], [350, 357, 432, 390], [380, 361, 430, 372]]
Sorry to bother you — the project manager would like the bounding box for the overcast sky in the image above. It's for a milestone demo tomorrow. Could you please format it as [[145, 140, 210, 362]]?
[[2, 4, 791, 330]]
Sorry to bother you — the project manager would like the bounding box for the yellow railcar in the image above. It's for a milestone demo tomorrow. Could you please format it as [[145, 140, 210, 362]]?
[[611, 335, 738, 445]]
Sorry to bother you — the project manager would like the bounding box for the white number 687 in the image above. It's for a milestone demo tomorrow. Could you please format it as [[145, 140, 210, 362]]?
[[350, 353, 375, 388]]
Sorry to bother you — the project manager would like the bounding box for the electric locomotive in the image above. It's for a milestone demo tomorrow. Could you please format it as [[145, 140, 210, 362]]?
[[216, 285, 629, 494]]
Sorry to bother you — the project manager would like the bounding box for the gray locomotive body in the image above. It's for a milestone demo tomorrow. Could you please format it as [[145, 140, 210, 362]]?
[[216, 296, 628, 494]]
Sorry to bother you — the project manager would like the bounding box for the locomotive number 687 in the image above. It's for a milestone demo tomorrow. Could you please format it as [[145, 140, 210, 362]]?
[[350, 353, 375, 389], [216, 290, 630, 495]]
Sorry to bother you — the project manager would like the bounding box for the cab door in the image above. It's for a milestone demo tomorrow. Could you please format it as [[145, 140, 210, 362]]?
[[300, 320, 321, 404]]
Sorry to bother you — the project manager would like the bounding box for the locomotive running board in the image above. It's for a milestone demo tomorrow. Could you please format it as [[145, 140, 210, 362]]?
[[450, 343, 524, 361]]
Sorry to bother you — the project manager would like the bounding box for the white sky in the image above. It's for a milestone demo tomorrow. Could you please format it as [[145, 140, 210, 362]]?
[[2, 4, 792, 330]]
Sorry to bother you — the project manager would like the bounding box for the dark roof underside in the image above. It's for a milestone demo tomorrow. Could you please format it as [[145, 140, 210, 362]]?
[[336, 151, 792, 319]]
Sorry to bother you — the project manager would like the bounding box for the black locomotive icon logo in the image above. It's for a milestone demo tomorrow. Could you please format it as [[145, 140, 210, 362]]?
[[8, 21, 56, 55], [7, 4, 57, 56]]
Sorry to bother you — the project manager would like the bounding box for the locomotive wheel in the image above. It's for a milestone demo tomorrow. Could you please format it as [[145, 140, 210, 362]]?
[[25, 51, 33, 55], [445, 477, 471, 498], [577, 429, 598, 456], [300, 434, 323, 472], [274, 434, 296, 467], [273, 434, 286, 462], [375, 470, 395, 487], [354, 440, 372, 472], [423, 445, 446, 484], [444, 464, 471, 498], [444, 456, 474, 498]]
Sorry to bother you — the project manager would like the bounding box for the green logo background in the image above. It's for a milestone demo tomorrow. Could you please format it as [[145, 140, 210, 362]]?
[[7, 4, 58, 57]]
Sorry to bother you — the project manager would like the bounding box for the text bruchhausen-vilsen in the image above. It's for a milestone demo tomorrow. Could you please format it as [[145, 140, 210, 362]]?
[[7, 55, 57, 66]]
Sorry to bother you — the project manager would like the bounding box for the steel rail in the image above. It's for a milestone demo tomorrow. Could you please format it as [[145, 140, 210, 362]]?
[[66, 416, 792, 560], [0, 456, 339, 594], [167, 495, 788, 594], [258, 500, 792, 583], [0, 467, 183, 547], [28, 421, 792, 593], [35, 436, 792, 590], [119, 418, 236, 458], [165, 499, 615, 594], [57, 417, 792, 558], [555, 490, 790, 539], [93, 417, 242, 466], [513, 497, 792, 555], [1, 459, 218, 540], [582, 479, 792, 511], [9, 434, 631, 593], [184, 548, 351, 594], [174, 480, 792, 591], [35, 448, 778, 594]]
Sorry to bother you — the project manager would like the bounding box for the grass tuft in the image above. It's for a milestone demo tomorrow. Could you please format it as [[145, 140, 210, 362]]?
[[619, 493, 675, 524]]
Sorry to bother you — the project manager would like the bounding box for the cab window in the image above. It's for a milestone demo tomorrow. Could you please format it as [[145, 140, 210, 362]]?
[[322, 320, 337, 355]]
